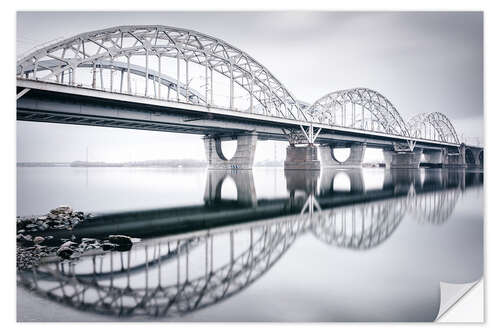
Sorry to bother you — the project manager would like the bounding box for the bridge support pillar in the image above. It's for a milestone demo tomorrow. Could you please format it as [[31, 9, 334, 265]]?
[[443, 144, 466, 168], [319, 143, 366, 168], [203, 132, 257, 170], [469, 148, 483, 169], [422, 149, 445, 166], [284, 145, 321, 170], [383, 148, 422, 169]]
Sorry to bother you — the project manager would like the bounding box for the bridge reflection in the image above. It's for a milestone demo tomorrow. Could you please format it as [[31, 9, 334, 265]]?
[[18, 168, 482, 318]]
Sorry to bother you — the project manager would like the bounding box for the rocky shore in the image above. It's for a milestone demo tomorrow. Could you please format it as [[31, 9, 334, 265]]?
[[17, 205, 135, 270]]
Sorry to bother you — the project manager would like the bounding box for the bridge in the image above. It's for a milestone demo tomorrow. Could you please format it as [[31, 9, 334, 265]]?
[[18, 168, 482, 318], [16, 25, 483, 169]]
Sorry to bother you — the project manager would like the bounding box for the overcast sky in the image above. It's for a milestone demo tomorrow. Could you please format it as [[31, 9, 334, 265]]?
[[16, 11, 483, 162]]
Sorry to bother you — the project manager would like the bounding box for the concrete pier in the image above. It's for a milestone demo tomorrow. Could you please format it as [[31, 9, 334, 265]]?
[[284, 145, 321, 170], [203, 132, 257, 170], [383, 149, 422, 169], [444, 144, 466, 168], [422, 149, 445, 165], [319, 143, 366, 168]]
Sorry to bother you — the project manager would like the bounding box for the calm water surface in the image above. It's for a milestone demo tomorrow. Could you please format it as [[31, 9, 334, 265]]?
[[16, 167, 483, 322]]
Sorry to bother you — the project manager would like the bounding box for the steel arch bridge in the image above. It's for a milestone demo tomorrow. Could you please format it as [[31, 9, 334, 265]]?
[[16, 25, 467, 146], [17, 25, 306, 121], [305, 88, 410, 137], [407, 112, 460, 144]]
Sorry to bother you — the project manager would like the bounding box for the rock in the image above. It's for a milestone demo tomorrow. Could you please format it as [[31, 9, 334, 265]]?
[[37, 216, 48, 222], [108, 235, 133, 246], [17, 234, 33, 245], [60, 241, 78, 248], [56, 246, 74, 259], [33, 236, 45, 245], [50, 205, 73, 216], [81, 238, 96, 243], [107, 235, 133, 251], [25, 224, 37, 229], [20, 234, 32, 241], [101, 242, 117, 251], [79, 238, 101, 251]]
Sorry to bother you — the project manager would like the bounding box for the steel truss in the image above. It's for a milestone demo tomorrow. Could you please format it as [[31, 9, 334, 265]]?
[[17, 26, 464, 145], [305, 88, 410, 136], [17, 25, 305, 120], [407, 112, 460, 144]]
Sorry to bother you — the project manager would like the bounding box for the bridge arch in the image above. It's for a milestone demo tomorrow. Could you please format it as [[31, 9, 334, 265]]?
[[305, 88, 410, 136], [407, 112, 460, 144], [18, 219, 302, 318], [465, 148, 476, 165], [17, 25, 305, 120]]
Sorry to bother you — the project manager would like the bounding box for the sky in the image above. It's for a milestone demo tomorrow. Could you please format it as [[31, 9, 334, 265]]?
[[16, 11, 483, 162]]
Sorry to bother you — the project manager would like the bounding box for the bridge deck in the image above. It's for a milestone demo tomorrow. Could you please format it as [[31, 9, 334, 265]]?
[[17, 78, 460, 150]]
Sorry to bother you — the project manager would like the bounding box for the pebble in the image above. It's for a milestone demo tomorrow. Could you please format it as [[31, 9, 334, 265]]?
[[56, 246, 74, 259], [17, 206, 136, 270], [33, 236, 45, 245]]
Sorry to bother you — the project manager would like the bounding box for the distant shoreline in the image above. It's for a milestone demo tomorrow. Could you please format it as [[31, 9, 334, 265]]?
[[17, 162, 386, 168], [16, 161, 290, 168]]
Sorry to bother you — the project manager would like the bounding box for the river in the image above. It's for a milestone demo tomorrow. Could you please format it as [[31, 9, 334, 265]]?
[[16, 166, 483, 322]]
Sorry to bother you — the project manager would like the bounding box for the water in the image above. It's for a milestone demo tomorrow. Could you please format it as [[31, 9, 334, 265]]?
[[16, 167, 483, 322]]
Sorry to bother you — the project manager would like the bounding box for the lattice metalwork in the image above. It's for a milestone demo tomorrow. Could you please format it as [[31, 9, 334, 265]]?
[[309, 199, 406, 249], [17, 25, 305, 120], [407, 112, 460, 144], [409, 189, 461, 224], [16, 26, 467, 145], [305, 88, 410, 136]]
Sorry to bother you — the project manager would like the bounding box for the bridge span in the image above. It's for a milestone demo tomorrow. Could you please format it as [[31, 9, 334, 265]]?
[[16, 25, 483, 170]]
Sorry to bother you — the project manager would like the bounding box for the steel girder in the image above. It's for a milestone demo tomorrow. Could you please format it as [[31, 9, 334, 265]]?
[[17, 25, 305, 120], [305, 88, 411, 137], [407, 112, 460, 144]]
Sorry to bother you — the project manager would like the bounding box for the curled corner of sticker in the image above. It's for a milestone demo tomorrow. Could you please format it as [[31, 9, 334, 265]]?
[[436, 278, 482, 321]]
